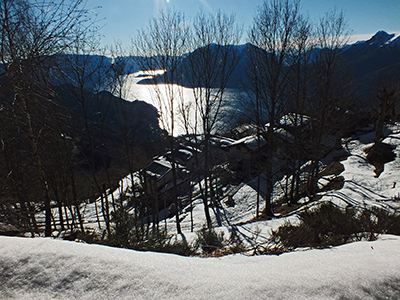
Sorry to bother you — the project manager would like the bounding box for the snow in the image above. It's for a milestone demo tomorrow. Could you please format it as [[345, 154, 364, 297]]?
[[230, 135, 267, 150], [170, 124, 400, 247], [1, 235, 400, 299], [320, 127, 400, 211], [278, 113, 311, 128]]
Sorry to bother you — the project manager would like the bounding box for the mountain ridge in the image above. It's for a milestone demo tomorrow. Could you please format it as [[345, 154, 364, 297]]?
[[132, 30, 399, 97]]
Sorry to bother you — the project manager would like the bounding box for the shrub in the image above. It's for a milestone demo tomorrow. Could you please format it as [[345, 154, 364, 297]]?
[[266, 202, 400, 254], [109, 208, 137, 248], [135, 230, 195, 256], [374, 207, 400, 235], [225, 229, 246, 254], [195, 226, 225, 254], [159, 239, 196, 256], [194, 226, 245, 256], [296, 202, 362, 247]]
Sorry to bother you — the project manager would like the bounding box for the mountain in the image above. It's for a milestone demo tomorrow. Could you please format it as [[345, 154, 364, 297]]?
[[136, 43, 253, 88], [343, 31, 400, 99], [136, 31, 399, 104], [364, 30, 395, 45], [53, 31, 398, 107], [51, 54, 152, 91]]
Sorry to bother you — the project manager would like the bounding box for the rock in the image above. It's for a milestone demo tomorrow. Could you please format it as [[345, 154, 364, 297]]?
[[365, 142, 396, 177], [319, 161, 345, 177], [224, 195, 235, 207]]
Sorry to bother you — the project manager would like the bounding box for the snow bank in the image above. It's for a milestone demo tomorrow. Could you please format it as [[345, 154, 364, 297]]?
[[1, 235, 400, 299]]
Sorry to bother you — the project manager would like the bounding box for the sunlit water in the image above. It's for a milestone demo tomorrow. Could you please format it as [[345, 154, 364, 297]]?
[[118, 71, 247, 136]]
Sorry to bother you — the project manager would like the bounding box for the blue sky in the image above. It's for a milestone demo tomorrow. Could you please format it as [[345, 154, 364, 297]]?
[[86, 0, 400, 47]]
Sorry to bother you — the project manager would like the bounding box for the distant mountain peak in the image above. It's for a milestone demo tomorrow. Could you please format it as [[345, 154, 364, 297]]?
[[368, 30, 395, 45]]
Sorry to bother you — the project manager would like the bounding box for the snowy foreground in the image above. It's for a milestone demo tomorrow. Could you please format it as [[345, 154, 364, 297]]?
[[1, 235, 400, 300]]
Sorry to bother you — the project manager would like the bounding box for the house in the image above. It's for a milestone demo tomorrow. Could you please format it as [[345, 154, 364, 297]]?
[[166, 146, 195, 167], [142, 144, 196, 200], [144, 157, 175, 190], [275, 113, 311, 158], [227, 134, 267, 172]]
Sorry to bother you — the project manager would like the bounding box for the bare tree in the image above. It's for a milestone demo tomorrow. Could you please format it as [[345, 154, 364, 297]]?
[[306, 9, 351, 195], [283, 14, 314, 205], [57, 29, 115, 235], [133, 9, 190, 234], [248, 0, 303, 217], [185, 10, 242, 228], [107, 42, 155, 238]]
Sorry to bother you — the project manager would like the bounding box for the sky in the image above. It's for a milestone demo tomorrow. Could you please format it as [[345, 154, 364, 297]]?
[[86, 0, 400, 48]]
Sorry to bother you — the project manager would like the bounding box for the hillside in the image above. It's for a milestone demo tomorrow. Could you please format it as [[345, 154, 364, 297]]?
[[46, 122, 400, 252], [4, 121, 397, 299], [2, 112, 400, 300], [0, 82, 165, 230]]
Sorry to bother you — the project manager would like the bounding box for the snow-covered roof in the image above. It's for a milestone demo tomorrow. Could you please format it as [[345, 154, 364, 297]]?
[[144, 159, 172, 181], [230, 135, 267, 150], [229, 123, 258, 137], [210, 136, 237, 147], [178, 149, 193, 160]]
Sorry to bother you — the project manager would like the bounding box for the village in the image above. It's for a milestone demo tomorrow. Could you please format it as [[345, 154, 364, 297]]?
[[78, 111, 352, 240]]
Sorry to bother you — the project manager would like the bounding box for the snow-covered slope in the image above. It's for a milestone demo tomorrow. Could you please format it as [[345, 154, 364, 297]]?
[[168, 126, 400, 245], [321, 126, 400, 211], [1, 235, 400, 300], [67, 124, 400, 248]]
